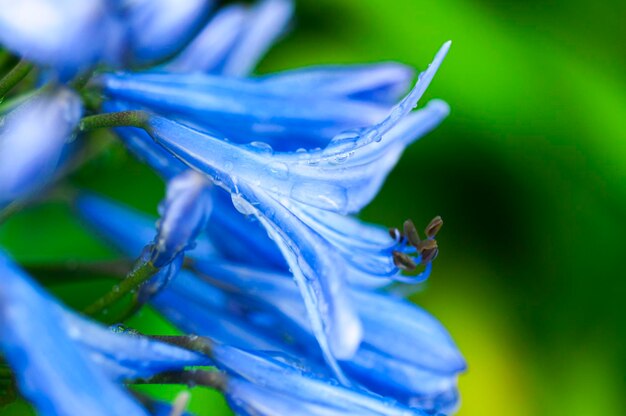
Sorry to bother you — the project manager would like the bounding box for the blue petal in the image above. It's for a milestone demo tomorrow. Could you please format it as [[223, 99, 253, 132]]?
[[0, 87, 82, 207], [144, 98, 447, 214], [100, 73, 388, 149], [166, 4, 248, 73], [153, 271, 292, 352], [75, 193, 158, 257], [212, 344, 428, 416], [232, 185, 363, 362], [353, 289, 467, 374], [122, 0, 212, 63], [0, 251, 149, 416], [226, 377, 356, 416], [218, 0, 293, 77], [65, 311, 209, 380], [207, 189, 287, 269], [168, 0, 292, 76], [0, 0, 123, 75], [258, 63, 415, 105], [151, 170, 213, 267]]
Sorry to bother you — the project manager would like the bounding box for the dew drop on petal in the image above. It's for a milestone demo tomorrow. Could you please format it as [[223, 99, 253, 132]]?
[[231, 193, 256, 215], [266, 161, 289, 179], [290, 181, 348, 212], [248, 141, 273, 155]]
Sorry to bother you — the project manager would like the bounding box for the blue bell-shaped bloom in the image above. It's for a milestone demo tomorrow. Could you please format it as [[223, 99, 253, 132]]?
[[0, 87, 82, 208], [0, 250, 209, 415]]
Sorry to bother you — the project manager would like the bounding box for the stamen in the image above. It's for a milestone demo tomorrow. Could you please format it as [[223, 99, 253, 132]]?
[[403, 219, 421, 247], [425, 216, 443, 239], [391, 216, 443, 275], [392, 250, 417, 271], [420, 247, 439, 265], [416, 239, 437, 252]]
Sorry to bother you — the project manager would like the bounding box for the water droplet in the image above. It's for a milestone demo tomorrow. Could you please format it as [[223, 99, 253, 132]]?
[[248, 141, 273, 155], [369, 128, 382, 143], [224, 161, 234, 172], [231, 193, 255, 215], [266, 162, 289, 179], [295, 148, 311, 161], [290, 182, 348, 212]]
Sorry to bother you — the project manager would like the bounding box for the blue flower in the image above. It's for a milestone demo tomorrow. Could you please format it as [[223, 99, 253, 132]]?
[[102, 42, 449, 361], [0, 250, 209, 415], [1, 0, 463, 413], [75, 193, 465, 414], [0, 87, 82, 208]]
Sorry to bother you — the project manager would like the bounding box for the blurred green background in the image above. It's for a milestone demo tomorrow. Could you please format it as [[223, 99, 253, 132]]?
[[2, 0, 625, 415]]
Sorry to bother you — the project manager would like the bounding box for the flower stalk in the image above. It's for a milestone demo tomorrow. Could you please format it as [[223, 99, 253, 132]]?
[[79, 110, 150, 132], [82, 259, 159, 317], [0, 59, 33, 97]]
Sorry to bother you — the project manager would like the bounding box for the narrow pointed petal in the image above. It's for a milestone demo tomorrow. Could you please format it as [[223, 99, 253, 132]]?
[[166, 4, 248, 73], [0, 87, 82, 207], [353, 289, 467, 374], [220, 0, 294, 76], [212, 344, 427, 416], [151, 170, 213, 267], [226, 377, 367, 416], [259, 63, 414, 104]]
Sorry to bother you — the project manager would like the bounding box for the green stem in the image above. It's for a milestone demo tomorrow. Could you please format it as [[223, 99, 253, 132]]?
[[79, 110, 150, 132], [130, 370, 226, 391], [83, 259, 158, 316], [0, 59, 33, 97]]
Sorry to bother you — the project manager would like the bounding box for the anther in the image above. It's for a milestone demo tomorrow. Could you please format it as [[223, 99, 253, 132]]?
[[425, 216, 443, 239], [392, 250, 417, 271], [403, 219, 421, 247], [420, 247, 439, 265], [416, 239, 438, 252]]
